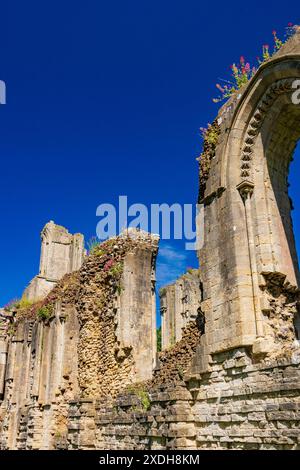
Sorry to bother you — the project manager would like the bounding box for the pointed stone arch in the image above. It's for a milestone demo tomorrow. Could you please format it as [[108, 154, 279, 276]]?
[[196, 32, 300, 370]]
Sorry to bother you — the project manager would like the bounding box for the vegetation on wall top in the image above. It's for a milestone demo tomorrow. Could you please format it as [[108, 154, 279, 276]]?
[[213, 23, 297, 103], [197, 23, 298, 200]]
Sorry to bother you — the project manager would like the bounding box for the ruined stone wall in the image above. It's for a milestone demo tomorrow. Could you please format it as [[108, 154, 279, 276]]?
[[77, 230, 159, 399], [0, 229, 159, 449], [0, 303, 79, 449], [64, 347, 300, 450], [24, 221, 85, 301], [160, 270, 201, 350]]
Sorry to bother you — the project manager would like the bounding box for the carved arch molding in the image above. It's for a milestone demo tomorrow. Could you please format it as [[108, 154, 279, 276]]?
[[240, 78, 297, 179]]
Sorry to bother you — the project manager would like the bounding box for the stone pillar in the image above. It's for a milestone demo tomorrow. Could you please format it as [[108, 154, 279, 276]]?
[[70, 234, 85, 272], [159, 285, 176, 349], [118, 233, 159, 381]]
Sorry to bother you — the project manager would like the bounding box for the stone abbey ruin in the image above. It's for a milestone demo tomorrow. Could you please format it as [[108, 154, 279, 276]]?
[[1, 30, 300, 451]]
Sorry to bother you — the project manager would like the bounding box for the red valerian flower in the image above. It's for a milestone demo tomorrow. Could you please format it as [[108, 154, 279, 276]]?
[[104, 259, 114, 271], [213, 26, 291, 103]]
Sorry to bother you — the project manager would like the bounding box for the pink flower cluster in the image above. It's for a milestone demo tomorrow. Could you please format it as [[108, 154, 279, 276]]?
[[199, 127, 208, 139], [213, 23, 296, 103], [104, 259, 114, 271]]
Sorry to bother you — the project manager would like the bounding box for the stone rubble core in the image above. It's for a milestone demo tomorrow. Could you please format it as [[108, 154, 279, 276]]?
[[0, 228, 159, 449], [1, 29, 300, 450]]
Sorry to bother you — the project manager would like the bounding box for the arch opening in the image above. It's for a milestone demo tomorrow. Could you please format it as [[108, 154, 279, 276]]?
[[255, 98, 300, 345], [263, 101, 300, 284]]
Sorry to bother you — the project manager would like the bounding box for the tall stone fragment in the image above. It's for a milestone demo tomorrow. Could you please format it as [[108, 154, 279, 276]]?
[[160, 270, 201, 350], [23, 221, 85, 300], [118, 230, 159, 382]]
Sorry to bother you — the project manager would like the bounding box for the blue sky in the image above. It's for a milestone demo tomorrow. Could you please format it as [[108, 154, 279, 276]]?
[[0, 2, 299, 317]]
